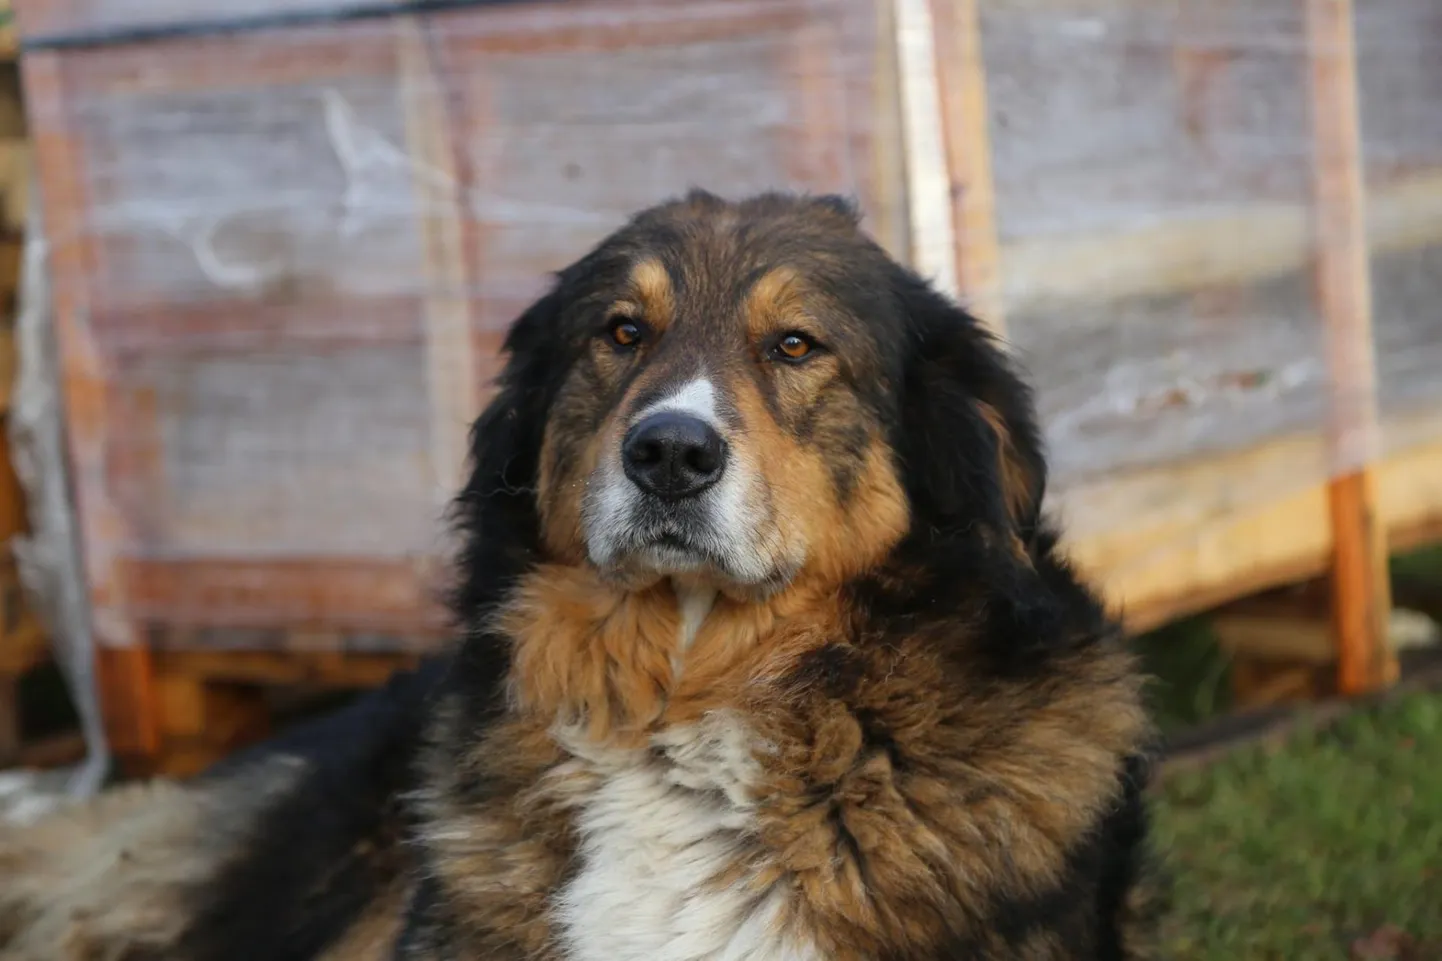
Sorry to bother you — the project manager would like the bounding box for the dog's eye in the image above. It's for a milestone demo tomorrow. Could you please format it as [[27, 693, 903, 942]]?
[[609, 319, 643, 349], [774, 333, 816, 362]]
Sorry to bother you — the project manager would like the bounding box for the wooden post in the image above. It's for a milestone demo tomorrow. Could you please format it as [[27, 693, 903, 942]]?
[[1305, 0, 1397, 694], [94, 644, 162, 771], [928, 0, 1004, 336], [24, 51, 175, 768], [397, 17, 481, 510]]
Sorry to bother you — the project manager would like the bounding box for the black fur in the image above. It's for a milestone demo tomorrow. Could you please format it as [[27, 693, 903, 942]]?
[[168, 661, 451, 961]]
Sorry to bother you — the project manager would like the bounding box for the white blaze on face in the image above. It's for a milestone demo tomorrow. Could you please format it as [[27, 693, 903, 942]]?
[[581, 375, 780, 586], [636, 376, 721, 427]]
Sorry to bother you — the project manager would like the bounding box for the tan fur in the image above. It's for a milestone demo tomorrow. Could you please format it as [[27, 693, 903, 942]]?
[[315, 881, 410, 961], [419, 553, 1147, 960], [627, 258, 675, 331], [976, 400, 1037, 531], [750, 638, 1147, 959], [724, 372, 910, 592], [743, 266, 805, 339]]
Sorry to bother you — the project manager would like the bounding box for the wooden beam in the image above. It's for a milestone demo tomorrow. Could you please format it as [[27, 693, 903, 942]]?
[[997, 168, 1442, 310], [154, 648, 421, 689], [94, 644, 162, 761], [117, 556, 452, 637], [0, 676, 17, 766], [1305, 0, 1396, 695], [0, 1, 14, 64], [396, 17, 481, 509], [896, 0, 958, 301], [930, 0, 1005, 333], [1057, 408, 1442, 635]]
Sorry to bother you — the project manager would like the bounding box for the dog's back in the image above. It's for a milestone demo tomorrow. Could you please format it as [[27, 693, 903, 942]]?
[[0, 660, 449, 961]]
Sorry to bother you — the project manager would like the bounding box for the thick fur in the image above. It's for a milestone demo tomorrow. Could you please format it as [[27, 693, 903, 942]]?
[[0, 192, 1154, 961], [0, 662, 445, 961]]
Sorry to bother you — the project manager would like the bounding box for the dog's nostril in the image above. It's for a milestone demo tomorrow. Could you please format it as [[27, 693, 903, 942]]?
[[685, 442, 721, 476], [622, 412, 728, 501], [631, 438, 664, 465]]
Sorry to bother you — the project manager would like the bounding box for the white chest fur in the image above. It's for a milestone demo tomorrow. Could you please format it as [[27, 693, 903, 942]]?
[[553, 713, 817, 961]]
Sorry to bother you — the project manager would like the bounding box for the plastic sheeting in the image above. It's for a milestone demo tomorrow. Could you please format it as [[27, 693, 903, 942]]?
[[980, 0, 1442, 485], [7, 180, 109, 800], [13, 0, 1442, 646], [22, 0, 907, 645]]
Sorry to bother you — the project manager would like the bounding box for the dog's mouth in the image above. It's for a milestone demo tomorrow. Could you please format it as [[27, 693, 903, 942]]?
[[628, 523, 715, 570], [650, 531, 695, 552]]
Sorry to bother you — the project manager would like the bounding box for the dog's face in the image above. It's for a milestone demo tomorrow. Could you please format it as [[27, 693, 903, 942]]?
[[461, 191, 1047, 603], [536, 194, 916, 594]]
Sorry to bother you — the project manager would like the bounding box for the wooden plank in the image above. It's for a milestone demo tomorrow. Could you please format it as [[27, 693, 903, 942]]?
[[0, 1, 14, 64], [0, 676, 16, 765], [434, 4, 805, 59], [154, 648, 421, 689], [0, 141, 26, 235], [1214, 583, 1336, 665], [16, 731, 87, 769], [1327, 471, 1395, 691], [0, 383, 24, 532], [54, 27, 401, 97], [0, 616, 46, 675], [1216, 600, 1438, 667], [94, 644, 161, 759], [929, 0, 1004, 332], [397, 17, 481, 509], [998, 168, 1442, 309], [1060, 409, 1442, 634], [895, 0, 958, 299], [24, 50, 145, 650], [155, 670, 268, 743], [117, 556, 451, 638], [1306, 0, 1396, 695], [0, 558, 46, 677], [86, 293, 433, 358]]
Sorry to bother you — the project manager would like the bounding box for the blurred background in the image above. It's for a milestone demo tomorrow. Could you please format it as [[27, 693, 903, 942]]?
[[0, 0, 1438, 957]]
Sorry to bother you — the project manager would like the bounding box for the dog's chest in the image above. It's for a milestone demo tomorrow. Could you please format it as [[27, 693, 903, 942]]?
[[552, 713, 814, 961]]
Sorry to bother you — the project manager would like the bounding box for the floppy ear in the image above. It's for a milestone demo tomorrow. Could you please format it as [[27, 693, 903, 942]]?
[[450, 286, 567, 620], [888, 267, 1073, 647], [893, 270, 1046, 548]]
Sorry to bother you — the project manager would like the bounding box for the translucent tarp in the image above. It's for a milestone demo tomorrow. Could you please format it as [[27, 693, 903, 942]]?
[[23, 0, 902, 644], [16, 0, 1442, 644]]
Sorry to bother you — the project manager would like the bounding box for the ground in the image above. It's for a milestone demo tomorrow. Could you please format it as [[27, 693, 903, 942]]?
[[1153, 690, 1442, 960], [1141, 546, 1442, 960]]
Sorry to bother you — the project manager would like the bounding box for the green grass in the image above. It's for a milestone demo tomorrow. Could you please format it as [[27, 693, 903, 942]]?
[[1153, 691, 1442, 960], [1134, 616, 1233, 732]]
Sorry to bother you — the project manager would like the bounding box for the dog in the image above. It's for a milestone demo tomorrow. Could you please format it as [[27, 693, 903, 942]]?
[[0, 191, 1155, 961]]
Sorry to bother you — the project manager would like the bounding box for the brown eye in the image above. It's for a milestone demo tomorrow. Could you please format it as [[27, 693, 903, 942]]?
[[609, 319, 642, 348], [774, 333, 815, 362]]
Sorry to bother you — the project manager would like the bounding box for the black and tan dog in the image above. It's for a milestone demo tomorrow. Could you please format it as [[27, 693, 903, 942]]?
[[0, 191, 1155, 961]]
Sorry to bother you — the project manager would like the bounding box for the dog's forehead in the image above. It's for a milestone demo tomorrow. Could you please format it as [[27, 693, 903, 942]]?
[[603, 212, 878, 342]]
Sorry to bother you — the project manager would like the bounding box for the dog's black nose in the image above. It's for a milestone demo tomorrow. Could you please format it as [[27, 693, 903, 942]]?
[[622, 412, 727, 500]]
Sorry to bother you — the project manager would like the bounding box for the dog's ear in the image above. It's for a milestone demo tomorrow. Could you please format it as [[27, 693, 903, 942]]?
[[891, 268, 1064, 647], [893, 269, 1046, 547], [450, 286, 566, 618]]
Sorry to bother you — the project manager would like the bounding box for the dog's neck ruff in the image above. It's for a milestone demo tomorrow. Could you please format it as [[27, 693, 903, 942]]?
[[540, 576, 818, 961]]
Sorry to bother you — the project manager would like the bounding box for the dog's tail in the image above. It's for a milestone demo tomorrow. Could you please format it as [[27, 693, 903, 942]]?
[[0, 658, 449, 961]]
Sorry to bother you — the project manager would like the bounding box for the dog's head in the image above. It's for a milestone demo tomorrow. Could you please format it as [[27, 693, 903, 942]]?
[[454, 191, 1046, 610]]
